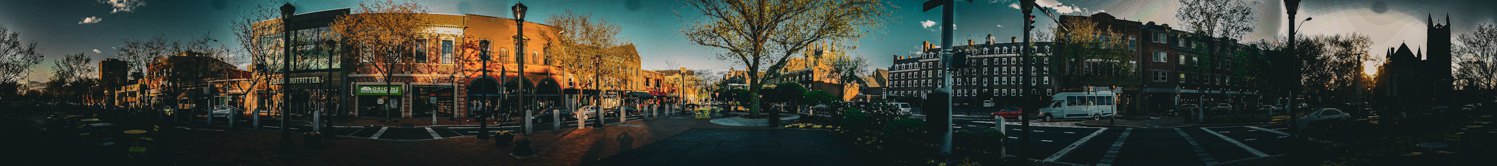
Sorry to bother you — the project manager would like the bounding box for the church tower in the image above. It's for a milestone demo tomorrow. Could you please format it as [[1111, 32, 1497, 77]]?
[[1427, 14, 1453, 104]]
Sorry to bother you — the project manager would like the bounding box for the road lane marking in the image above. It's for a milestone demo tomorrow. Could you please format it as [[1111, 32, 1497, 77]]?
[[370, 127, 389, 139], [1041, 139, 1054, 143], [425, 127, 443, 139], [1046, 128, 1107, 161], [1201, 127, 1269, 157], [1097, 128, 1131, 166], [1176, 128, 1218, 165], [347, 128, 366, 136], [1064, 131, 1076, 134], [1246, 126, 1290, 136]]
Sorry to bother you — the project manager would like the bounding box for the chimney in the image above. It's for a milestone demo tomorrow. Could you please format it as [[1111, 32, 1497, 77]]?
[[1011, 36, 1017, 43], [987, 34, 996, 45], [967, 39, 974, 46]]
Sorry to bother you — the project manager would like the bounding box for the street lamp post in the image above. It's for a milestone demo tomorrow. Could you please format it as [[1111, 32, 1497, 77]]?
[[278, 3, 296, 153], [478, 40, 492, 139], [513, 2, 529, 133]]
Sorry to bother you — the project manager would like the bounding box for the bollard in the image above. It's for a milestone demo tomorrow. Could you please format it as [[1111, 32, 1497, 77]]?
[[552, 109, 561, 130], [524, 110, 533, 134], [252, 109, 261, 129]]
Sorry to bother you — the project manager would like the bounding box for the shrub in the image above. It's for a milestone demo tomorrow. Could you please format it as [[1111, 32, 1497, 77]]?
[[883, 117, 926, 137]]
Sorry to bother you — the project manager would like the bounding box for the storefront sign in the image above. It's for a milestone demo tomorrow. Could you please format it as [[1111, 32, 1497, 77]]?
[[356, 85, 403, 96]]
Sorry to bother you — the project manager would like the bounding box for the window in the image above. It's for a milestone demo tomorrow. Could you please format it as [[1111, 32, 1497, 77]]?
[[1128, 36, 1137, 50], [414, 39, 428, 63], [1154, 51, 1168, 63], [440, 40, 454, 64], [1154, 32, 1167, 43], [1179, 55, 1187, 65], [1153, 70, 1168, 82]]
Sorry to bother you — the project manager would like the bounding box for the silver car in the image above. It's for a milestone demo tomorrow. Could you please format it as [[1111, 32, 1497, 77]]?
[[1296, 108, 1351, 132], [210, 106, 239, 118]]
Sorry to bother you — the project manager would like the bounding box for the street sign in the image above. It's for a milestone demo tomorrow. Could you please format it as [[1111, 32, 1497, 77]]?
[[356, 85, 403, 96]]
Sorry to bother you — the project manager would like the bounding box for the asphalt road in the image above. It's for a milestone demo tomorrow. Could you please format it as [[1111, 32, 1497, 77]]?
[[957, 118, 1290, 166]]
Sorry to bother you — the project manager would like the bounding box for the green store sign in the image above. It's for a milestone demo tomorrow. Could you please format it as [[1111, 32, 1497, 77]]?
[[356, 85, 403, 96]]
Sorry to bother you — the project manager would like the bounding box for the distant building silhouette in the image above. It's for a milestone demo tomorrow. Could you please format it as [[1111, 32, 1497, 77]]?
[[1374, 14, 1453, 111]]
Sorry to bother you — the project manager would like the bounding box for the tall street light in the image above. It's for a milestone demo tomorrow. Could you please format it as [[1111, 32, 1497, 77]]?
[[1284, 0, 1303, 139], [278, 3, 296, 153], [512, 2, 529, 131]]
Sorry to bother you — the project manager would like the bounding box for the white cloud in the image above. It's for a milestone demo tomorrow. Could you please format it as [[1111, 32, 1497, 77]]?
[[921, 20, 937, 29], [92, 49, 102, 54], [102, 0, 146, 13], [78, 16, 103, 24], [1008, 0, 1089, 14], [996, 24, 1004, 28]]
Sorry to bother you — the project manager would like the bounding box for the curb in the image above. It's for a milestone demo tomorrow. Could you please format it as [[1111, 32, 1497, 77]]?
[[1074, 122, 1274, 128]]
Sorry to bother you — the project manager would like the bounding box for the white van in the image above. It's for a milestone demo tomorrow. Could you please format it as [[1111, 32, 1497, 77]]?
[[891, 102, 912, 115], [1038, 91, 1117, 121]]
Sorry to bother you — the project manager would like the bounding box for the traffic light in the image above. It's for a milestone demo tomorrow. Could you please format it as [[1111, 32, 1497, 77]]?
[[1027, 15, 1037, 30], [948, 50, 969, 70]]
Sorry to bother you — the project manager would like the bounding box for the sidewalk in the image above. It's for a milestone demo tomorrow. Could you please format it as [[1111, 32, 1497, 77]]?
[[154, 117, 743, 165]]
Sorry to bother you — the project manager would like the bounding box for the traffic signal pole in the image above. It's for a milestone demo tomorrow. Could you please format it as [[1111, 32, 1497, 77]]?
[[1020, 0, 1035, 164], [921, 0, 956, 160]]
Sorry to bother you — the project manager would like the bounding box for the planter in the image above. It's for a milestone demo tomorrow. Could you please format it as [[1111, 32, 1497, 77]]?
[[303, 132, 322, 147], [494, 131, 514, 147]]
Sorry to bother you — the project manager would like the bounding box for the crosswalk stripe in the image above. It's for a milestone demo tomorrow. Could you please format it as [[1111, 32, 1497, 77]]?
[[370, 127, 388, 139], [1176, 128, 1218, 165], [1246, 126, 1289, 136], [1046, 128, 1107, 161], [1201, 127, 1269, 157], [425, 127, 443, 139], [1096, 128, 1131, 166]]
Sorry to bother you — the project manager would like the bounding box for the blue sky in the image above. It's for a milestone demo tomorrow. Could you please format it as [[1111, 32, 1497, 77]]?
[[2, 0, 1494, 83]]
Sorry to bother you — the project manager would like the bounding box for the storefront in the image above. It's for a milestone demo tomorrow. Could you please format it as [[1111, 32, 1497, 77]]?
[[356, 84, 403, 118], [412, 85, 456, 119]]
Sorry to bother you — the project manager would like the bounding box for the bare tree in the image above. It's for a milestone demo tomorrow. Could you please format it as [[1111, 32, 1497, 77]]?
[[1456, 23, 1497, 90], [232, 3, 283, 112], [682, 0, 889, 122], [330, 0, 429, 120], [51, 53, 94, 85], [119, 36, 169, 78], [0, 25, 43, 100], [46, 53, 95, 101], [1176, 0, 1257, 40]]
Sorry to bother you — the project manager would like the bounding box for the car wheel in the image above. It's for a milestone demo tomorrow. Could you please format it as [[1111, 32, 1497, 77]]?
[[1092, 114, 1101, 120], [1044, 114, 1054, 122]]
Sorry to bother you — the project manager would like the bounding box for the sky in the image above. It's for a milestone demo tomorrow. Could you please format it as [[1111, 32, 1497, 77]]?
[[2, 0, 1494, 83]]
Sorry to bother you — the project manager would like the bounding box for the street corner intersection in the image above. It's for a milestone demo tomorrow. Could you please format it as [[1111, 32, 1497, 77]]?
[[997, 124, 1291, 165]]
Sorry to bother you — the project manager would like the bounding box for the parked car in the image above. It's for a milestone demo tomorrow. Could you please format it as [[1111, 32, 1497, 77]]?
[[1174, 104, 1202, 116], [1212, 103, 1234, 112], [1296, 108, 1351, 132], [991, 106, 1025, 120], [210, 106, 239, 118]]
